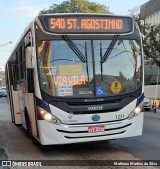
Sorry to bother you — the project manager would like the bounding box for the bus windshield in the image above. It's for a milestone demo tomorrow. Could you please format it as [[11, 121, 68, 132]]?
[[38, 37, 142, 98]]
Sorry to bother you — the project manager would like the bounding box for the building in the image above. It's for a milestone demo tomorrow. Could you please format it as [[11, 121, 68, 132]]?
[[140, 0, 160, 25], [140, 0, 160, 103]]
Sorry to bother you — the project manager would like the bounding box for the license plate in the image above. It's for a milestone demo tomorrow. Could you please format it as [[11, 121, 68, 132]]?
[[88, 125, 105, 133]]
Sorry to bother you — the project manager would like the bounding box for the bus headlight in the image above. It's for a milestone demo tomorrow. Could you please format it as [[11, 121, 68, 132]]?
[[44, 113, 53, 122], [37, 107, 61, 125], [128, 103, 143, 119]]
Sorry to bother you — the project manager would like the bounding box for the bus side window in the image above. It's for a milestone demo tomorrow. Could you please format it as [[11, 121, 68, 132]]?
[[20, 43, 26, 80], [20, 45, 24, 80], [22, 42, 26, 79], [16, 51, 20, 82], [11, 64, 18, 91]]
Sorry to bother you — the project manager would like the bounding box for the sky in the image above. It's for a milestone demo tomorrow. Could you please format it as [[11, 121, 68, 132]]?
[[0, 0, 148, 71]]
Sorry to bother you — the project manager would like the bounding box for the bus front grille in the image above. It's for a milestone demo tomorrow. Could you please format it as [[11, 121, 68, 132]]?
[[64, 131, 126, 139], [72, 108, 121, 115], [56, 123, 132, 139]]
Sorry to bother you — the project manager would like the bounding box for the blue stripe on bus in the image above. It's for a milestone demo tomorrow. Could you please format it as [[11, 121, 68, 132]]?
[[36, 97, 50, 112], [36, 97, 51, 120], [137, 93, 144, 106]]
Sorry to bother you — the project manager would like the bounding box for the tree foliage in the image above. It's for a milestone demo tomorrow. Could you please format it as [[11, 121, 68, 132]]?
[[128, 7, 143, 32], [143, 24, 160, 67], [0, 71, 6, 86], [129, 7, 160, 67], [144, 75, 151, 85], [40, 0, 110, 14]]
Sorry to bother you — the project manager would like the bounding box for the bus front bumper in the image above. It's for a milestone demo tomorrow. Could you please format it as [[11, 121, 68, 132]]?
[[37, 112, 144, 145]]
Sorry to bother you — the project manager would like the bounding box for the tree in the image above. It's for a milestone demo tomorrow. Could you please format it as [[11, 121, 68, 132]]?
[[0, 71, 6, 86], [144, 75, 151, 85], [40, 0, 110, 14], [129, 7, 160, 67], [128, 6, 144, 32], [143, 24, 160, 67]]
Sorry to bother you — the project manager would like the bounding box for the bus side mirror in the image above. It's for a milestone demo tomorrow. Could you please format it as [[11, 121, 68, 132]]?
[[26, 47, 33, 68], [25, 32, 32, 47]]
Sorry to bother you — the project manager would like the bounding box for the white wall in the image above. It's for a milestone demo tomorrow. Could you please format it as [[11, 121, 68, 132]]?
[[146, 11, 160, 25], [144, 85, 160, 99]]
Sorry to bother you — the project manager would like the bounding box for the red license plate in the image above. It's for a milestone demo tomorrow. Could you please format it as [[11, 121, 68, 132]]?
[[88, 125, 105, 133]]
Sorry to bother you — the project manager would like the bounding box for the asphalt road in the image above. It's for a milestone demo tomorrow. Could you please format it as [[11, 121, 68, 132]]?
[[0, 97, 160, 169], [112, 110, 160, 160], [0, 97, 7, 104]]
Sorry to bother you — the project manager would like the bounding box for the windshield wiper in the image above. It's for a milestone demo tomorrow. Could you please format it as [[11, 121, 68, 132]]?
[[101, 35, 119, 63], [62, 35, 87, 63], [100, 42, 103, 81], [85, 42, 89, 81]]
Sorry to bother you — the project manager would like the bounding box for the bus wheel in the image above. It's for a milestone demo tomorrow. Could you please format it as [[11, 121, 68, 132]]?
[[32, 137, 41, 146], [25, 109, 32, 137]]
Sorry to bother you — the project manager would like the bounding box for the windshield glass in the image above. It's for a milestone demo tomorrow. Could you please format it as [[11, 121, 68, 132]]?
[[38, 38, 142, 98]]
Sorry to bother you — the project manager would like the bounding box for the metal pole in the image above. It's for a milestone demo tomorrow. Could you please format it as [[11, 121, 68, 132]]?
[[154, 58, 159, 112], [0, 41, 12, 48], [155, 61, 159, 100]]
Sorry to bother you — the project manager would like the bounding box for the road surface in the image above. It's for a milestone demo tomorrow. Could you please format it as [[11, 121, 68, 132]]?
[[113, 110, 160, 160], [0, 97, 159, 169]]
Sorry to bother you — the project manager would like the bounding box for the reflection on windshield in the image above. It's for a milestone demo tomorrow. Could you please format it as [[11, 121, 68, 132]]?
[[38, 38, 142, 97], [94, 39, 142, 96]]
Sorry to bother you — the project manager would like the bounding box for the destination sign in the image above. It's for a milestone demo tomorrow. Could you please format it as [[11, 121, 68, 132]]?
[[40, 15, 133, 34]]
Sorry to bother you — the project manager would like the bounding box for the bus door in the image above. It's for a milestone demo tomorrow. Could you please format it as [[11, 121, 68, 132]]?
[[21, 32, 38, 137], [18, 43, 27, 129], [7, 61, 22, 124]]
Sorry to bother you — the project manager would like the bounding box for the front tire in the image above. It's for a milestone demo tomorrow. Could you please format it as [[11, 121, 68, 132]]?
[[32, 137, 41, 146], [25, 109, 32, 137]]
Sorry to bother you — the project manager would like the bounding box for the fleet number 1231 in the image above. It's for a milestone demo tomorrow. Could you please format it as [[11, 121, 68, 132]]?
[[116, 114, 125, 120]]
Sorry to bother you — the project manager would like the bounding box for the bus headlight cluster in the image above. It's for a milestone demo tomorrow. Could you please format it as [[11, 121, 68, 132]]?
[[37, 107, 61, 125], [128, 103, 143, 119]]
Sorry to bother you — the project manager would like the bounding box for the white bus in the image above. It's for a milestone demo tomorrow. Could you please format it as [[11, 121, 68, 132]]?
[[5, 14, 144, 145]]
